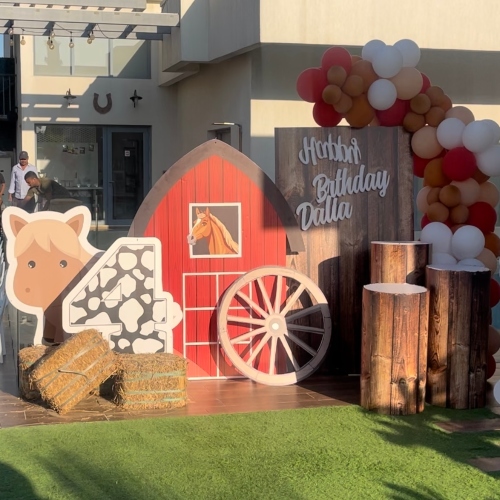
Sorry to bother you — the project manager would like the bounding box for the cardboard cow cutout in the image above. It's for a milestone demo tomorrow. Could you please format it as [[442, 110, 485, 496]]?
[[3, 206, 182, 352]]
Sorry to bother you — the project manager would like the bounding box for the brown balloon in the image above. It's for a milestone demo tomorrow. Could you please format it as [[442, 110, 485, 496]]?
[[342, 75, 364, 97], [410, 94, 431, 115], [322, 84, 342, 105], [488, 326, 500, 356], [333, 92, 353, 114], [403, 112, 426, 132], [439, 95, 453, 112], [451, 224, 465, 233], [427, 202, 449, 222], [425, 86, 445, 106], [424, 158, 450, 187], [349, 60, 378, 92], [426, 187, 441, 205], [485, 232, 500, 257], [449, 204, 469, 224], [351, 55, 363, 63], [327, 65, 347, 87], [472, 168, 490, 184], [425, 106, 446, 127], [345, 94, 375, 128], [439, 184, 461, 207]]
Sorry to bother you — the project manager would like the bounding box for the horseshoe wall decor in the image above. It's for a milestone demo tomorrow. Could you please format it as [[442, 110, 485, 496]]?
[[93, 93, 112, 114]]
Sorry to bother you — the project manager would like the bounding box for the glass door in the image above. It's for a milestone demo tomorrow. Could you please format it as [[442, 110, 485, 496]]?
[[104, 127, 150, 225]]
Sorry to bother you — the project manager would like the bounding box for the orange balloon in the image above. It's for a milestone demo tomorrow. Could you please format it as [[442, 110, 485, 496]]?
[[411, 126, 443, 159], [351, 55, 362, 63], [477, 248, 498, 274], [390, 67, 423, 100], [450, 178, 480, 206], [449, 204, 469, 224], [472, 169, 490, 184], [342, 75, 364, 97], [477, 181, 500, 207], [488, 326, 500, 356], [322, 85, 342, 105], [426, 187, 441, 205], [439, 95, 453, 112], [425, 106, 446, 127], [349, 60, 378, 92], [485, 232, 500, 257], [345, 94, 375, 128], [369, 115, 380, 127], [427, 202, 449, 222], [327, 65, 347, 87], [403, 112, 426, 132], [410, 94, 431, 115], [445, 106, 475, 125], [425, 86, 445, 106], [439, 184, 461, 207], [416, 186, 432, 213], [333, 92, 353, 113], [424, 158, 450, 187]]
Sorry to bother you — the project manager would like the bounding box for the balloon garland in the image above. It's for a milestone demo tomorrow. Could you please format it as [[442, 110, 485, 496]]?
[[296, 39, 500, 388]]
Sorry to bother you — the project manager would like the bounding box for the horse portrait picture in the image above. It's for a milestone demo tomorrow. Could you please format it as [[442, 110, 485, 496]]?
[[2, 206, 101, 345], [187, 204, 241, 258]]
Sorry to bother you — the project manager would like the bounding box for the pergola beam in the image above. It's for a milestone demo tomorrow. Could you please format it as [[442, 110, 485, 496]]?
[[0, 0, 147, 9], [0, 6, 178, 27]]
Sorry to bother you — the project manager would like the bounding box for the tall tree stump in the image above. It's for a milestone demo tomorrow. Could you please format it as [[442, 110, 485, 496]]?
[[361, 283, 429, 415], [371, 241, 431, 286], [426, 264, 491, 409]]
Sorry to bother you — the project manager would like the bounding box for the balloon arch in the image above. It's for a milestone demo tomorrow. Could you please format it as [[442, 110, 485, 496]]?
[[296, 39, 500, 392]]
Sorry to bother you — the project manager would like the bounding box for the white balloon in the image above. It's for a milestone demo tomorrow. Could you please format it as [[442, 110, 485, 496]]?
[[462, 120, 495, 153], [362, 39, 386, 63], [494, 380, 500, 405], [476, 145, 500, 177], [394, 39, 421, 67], [436, 118, 465, 150], [482, 119, 500, 144], [420, 222, 453, 254], [367, 79, 397, 110], [451, 225, 485, 260], [432, 253, 457, 265], [372, 46, 404, 78], [458, 258, 485, 267]]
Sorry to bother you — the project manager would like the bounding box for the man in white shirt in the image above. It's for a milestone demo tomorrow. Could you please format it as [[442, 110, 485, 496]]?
[[8, 151, 38, 211]]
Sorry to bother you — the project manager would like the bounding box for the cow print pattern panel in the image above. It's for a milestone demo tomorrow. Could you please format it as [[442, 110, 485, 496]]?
[[68, 244, 168, 354]]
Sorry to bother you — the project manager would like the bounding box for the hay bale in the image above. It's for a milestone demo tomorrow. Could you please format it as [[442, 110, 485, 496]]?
[[114, 353, 187, 411], [18, 345, 56, 400], [30, 329, 118, 414]]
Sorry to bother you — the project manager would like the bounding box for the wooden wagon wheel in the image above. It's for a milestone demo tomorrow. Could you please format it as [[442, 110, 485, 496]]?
[[218, 266, 331, 386]]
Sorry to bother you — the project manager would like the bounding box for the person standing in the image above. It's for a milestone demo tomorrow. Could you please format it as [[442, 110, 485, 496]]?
[[8, 151, 37, 211]]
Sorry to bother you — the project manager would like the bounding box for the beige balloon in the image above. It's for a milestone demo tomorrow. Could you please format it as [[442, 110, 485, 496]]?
[[445, 106, 475, 125], [411, 126, 443, 159], [416, 186, 432, 213], [390, 67, 423, 100], [478, 181, 500, 207], [450, 178, 480, 206], [477, 247, 498, 274]]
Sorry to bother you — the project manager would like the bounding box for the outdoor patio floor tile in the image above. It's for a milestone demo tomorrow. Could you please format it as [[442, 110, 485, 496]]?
[[436, 419, 500, 433], [468, 456, 500, 472]]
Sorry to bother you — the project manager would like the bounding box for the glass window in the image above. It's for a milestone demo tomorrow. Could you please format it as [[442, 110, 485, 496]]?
[[33, 37, 71, 76], [33, 37, 150, 78], [111, 40, 150, 78]]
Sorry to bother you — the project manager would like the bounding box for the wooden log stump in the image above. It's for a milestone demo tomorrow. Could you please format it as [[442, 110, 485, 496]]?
[[361, 283, 429, 415], [426, 264, 491, 409], [371, 241, 431, 286]]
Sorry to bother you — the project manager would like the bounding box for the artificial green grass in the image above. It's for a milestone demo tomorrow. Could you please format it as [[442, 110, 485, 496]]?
[[0, 405, 499, 500]]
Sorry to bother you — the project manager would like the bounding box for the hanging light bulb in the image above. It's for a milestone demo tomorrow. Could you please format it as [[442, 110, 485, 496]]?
[[20, 35, 26, 46], [46, 36, 51, 47], [47, 36, 54, 50], [69, 36, 74, 49], [8, 26, 13, 36], [50, 30, 55, 39], [87, 33, 93, 45], [9, 36, 13, 47], [90, 31, 95, 41]]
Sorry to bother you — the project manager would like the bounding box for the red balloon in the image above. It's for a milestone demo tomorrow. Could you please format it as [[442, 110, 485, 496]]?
[[321, 47, 352, 73], [413, 154, 431, 178], [296, 68, 328, 103], [487, 354, 497, 379], [442, 147, 477, 181], [467, 201, 497, 233], [420, 73, 431, 93], [421, 214, 430, 229], [313, 101, 343, 127], [376, 99, 409, 126], [490, 279, 500, 308]]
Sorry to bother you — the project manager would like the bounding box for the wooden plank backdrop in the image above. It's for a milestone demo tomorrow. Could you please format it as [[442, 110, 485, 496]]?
[[275, 126, 414, 375]]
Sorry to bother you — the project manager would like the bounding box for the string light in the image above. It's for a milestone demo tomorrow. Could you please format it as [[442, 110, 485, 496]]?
[[8, 25, 13, 36], [20, 35, 26, 46], [69, 33, 74, 49], [47, 36, 54, 50], [50, 30, 55, 38], [87, 32, 93, 44], [9, 36, 13, 47]]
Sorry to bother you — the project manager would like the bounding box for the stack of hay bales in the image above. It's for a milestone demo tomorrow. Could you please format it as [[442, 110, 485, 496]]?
[[29, 329, 118, 414], [114, 353, 187, 410], [18, 345, 56, 400]]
